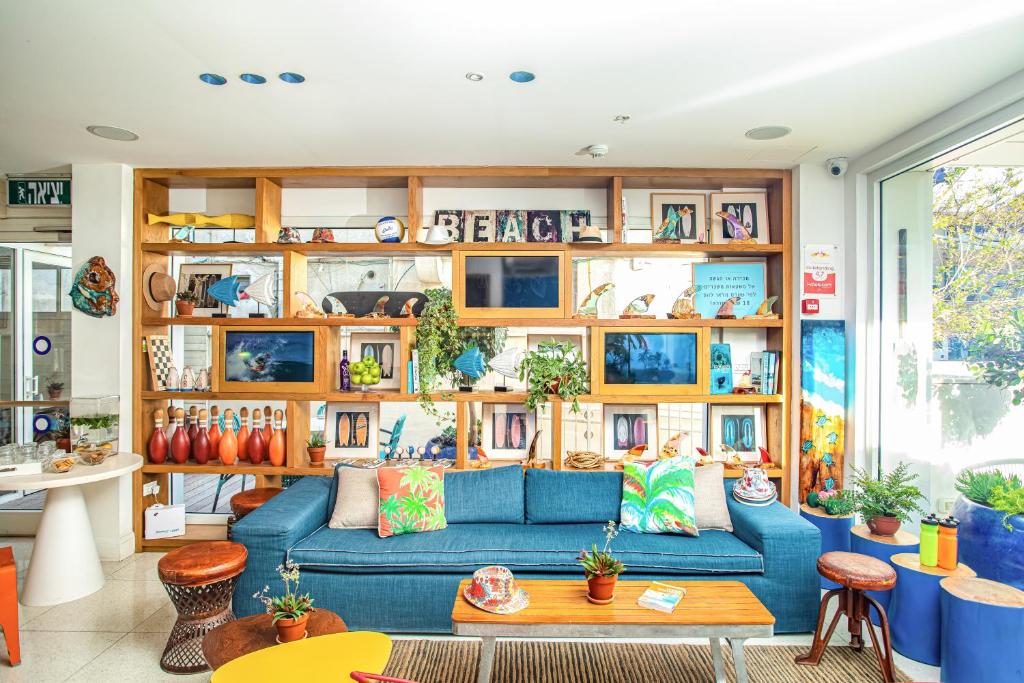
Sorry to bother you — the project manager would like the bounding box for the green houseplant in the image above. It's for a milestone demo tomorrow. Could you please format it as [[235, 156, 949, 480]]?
[[953, 468, 1024, 589], [306, 431, 326, 466], [577, 521, 626, 604], [254, 560, 315, 642], [851, 463, 925, 535], [519, 340, 589, 413], [174, 290, 202, 317]]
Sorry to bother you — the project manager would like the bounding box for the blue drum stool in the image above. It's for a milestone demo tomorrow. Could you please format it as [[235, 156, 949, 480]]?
[[888, 553, 974, 666], [850, 524, 918, 626], [940, 576, 1024, 683], [800, 504, 855, 590]]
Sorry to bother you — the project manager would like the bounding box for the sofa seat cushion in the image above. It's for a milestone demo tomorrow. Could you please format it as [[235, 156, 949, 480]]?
[[287, 523, 763, 575]]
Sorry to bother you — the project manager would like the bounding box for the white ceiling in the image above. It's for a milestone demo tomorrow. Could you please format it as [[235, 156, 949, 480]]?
[[2, 0, 1024, 174]]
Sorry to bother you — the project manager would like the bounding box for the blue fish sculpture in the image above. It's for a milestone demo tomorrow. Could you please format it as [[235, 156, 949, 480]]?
[[207, 275, 245, 307], [69, 256, 119, 318], [453, 346, 487, 380]]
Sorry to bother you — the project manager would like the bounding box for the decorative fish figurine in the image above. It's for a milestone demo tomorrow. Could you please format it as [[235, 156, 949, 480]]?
[[669, 285, 701, 319], [325, 296, 351, 317], [147, 213, 255, 229], [715, 210, 755, 242], [294, 291, 326, 318], [654, 206, 692, 242], [623, 444, 647, 462], [487, 347, 525, 380], [715, 295, 741, 319], [69, 256, 119, 318], [363, 295, 390, 318], [276, 226, 302, 244], [745, 296, 779, 319], [398, 297, 419, 317], [453, 346, 487, 380], [207, 274, 276, 308], [310, 228, 335, 243], [620, 294, 655, 318], [659, 432, 686, 460], [574, 283, 614, 319], [169, 225, 195, 243]]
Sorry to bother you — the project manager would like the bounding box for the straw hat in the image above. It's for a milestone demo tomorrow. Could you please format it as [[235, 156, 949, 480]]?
[[574, 225, 603, 243], [142, 263, 177, 311], [463, 566, 529, 614]]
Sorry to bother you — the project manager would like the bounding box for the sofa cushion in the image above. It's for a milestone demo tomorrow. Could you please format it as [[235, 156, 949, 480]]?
[[328, 467, 379, 529], [377, 466, 447, 538], [525, 470, 622, 524], [620, 456, 698, 537], [287, 523, 763, 575], [445, 466, 525, 524]]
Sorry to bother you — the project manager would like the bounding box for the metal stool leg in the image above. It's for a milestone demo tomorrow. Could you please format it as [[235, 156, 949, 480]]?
[[211, 474, 231, 513]]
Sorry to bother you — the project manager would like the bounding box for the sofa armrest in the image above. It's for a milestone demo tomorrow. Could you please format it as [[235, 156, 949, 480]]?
[[232, 476, 332, 553], [728, 497, 821, 557]]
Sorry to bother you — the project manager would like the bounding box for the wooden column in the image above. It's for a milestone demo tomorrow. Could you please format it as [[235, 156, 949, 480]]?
[[551, 399, 563, 469], [255, 177, 282, 243], [286, 400, 311, 467], [455, 401, 469, 469], [407, 176, 423, 240], [282, 251, 307, 318], [607, 176, 623, 243]]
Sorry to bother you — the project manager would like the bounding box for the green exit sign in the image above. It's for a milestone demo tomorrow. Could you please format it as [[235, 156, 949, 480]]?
[[7, 177, 72, 206]]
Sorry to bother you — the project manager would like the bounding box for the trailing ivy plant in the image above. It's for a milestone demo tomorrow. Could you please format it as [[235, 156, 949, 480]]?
[[518, 340, 590, 413]]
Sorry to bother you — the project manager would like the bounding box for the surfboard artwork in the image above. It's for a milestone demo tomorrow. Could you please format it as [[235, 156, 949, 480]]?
[[496, 418, 507, 448], [509, 413, 523, 449], [353, 337, 399, 387], [487, 406, 532, 456], [354, 413, 368, 447], [380, 344, 393, 379], [633, 416, 647, 447], [616, 416, 629, 449], [326, 403, 378, 459], [337, 413, 351, 447], [611, 412, 650, 451]]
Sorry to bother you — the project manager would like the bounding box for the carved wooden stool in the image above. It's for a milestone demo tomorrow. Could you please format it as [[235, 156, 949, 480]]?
[[157, 541, 247, 674], [796, 551, 897, 683], [227, 487, 283, 538]]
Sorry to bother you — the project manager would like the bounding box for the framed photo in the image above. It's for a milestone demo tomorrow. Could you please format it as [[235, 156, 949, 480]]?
[[691, 261, 767, 319], [481, 404, 536, 459], [708, 405, 765, 461], [709, 192, 770, 244], [325, 402, 378, 459], [650, 194, 707, 243], [603, 404, 657, 460], [216, 326, 326, 393], [591, 326, 709, 396], [177, 263, 232, 316], [349, 332, 401, 391], [454, 249, 568, 319]]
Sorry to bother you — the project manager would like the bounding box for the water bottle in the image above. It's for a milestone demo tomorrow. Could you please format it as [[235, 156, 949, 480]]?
[[920, 513, 939, 567], [938, 516, 960, 571]]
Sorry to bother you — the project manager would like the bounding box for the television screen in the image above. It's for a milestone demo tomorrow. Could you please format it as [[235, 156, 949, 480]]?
[[463, 256, 560, 309], [224, 331, 315, 383], [603, 332, 698, 385]]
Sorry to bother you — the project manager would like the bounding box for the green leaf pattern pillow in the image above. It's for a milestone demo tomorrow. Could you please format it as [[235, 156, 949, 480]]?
[[620, 456, 698, 536], [377, 465, 447, 538]]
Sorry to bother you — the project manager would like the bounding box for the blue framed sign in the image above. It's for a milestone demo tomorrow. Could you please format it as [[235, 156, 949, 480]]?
[[691, 261, 767, 318]]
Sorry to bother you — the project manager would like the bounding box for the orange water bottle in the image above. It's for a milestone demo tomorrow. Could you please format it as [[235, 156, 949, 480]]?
[[938, 516, 960, 570]]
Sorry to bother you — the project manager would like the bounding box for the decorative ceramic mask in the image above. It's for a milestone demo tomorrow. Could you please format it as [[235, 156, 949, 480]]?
[[69, 256, 119, 318]]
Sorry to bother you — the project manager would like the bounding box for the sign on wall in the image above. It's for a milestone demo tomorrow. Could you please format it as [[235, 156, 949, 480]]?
[[802, 243, 839, 298], [6, 177, 72, 206], [433, 209, 590, 243]]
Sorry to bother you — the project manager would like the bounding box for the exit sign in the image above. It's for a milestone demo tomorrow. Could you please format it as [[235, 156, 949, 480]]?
[[7, 177, 72, 206]]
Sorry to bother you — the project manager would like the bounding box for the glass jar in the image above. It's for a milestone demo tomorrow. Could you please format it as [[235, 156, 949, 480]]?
[[70, 396, 120, 450], [15, 443, 38, 464]]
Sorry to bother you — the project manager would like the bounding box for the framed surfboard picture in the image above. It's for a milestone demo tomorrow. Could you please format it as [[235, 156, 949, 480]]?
[[481, 403, 536, 459], [603, 404, 658, 460], [325, 402, 379, 459], [349, 332, 401, 391]]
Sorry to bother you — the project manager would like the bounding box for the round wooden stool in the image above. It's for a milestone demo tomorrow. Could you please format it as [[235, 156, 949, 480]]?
[[157, 541, 248, 674], [800, 504, 855, 590], [850, 524, 918, 626], [796, 551, 898, 683], [227, 487, 283, 537], [940, 576, 1024, 683], [202, 609, 348, 670]]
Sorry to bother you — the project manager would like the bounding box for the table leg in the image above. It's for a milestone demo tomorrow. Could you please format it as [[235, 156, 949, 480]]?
[[728, 638, 748, 683], [21, 485, 105, 606], [710, 637, 726, 683], [477, 636, 496, 683]]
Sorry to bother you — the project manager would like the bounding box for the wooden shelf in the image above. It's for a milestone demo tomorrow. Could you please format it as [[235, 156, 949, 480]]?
[[140, 523, 227, 550], [457, 317, 783, 328], [561, 463, 785, 478], [142, 316, 417, 327], [141, 462, 334, 477], [140, 390, 780, 404]]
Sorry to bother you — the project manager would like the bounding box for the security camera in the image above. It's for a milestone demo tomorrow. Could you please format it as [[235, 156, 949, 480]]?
[[585, 144, 609, 159], [826, 157, 849, 177]]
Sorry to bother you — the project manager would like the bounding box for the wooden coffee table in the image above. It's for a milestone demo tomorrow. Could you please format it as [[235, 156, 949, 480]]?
[[202, 609, 347, 670], [451, 579, 774, 683]]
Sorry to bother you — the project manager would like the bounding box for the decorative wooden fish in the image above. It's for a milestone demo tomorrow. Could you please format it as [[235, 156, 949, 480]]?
[[148, 213, 255, 229], [355, 413, 368, 447], [745, 296, 779, 320], [207, 274, 276, 308], [363, 295, 390, 319], [338, 413, 351, 447], [669, 285, 701, 319], [654, 206, 692, 242], [620, 294, 655, 319], [487, 347, 525, 380], [398, 297, 419, 317], [715, 295, 742, 319], [574, 283, 614, 319]]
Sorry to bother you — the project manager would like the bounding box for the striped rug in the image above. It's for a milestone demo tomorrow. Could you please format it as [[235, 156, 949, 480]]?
[[384, 640, 911, 682]]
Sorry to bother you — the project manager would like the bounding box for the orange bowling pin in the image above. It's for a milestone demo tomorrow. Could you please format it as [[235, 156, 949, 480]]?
[[218, 408, 238, 465], [262, 405, 273, 444], [237, 407, 250, 462], [269, 409, 286, 466], [208, 405, 222, 457]]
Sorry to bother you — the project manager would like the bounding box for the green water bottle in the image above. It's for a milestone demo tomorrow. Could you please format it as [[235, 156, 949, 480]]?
[[920, 513, 939, 567]]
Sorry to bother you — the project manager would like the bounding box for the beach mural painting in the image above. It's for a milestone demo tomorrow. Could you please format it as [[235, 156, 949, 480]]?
[[799, 320, 846, 503]]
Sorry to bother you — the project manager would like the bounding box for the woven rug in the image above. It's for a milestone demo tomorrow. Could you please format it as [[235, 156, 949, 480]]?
[[384, 639, 911, 683]]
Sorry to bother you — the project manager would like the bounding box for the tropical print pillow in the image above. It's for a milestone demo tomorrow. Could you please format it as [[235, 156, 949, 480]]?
[[377, 465, 447, 538], [620, 456, 698, 536]]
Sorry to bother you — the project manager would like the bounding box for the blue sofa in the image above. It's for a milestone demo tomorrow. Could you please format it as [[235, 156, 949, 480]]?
[[232, 466, 821, 633]]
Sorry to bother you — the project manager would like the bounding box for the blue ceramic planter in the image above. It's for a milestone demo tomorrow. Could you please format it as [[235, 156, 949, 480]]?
[[952, 495, 1024, 590]]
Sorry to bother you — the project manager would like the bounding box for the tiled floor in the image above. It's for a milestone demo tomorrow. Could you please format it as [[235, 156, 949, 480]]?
[[0, 537, 939, 682]]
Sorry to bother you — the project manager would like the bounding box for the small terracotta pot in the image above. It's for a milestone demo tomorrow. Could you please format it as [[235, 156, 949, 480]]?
[[307, 446, 326, 466], [274, 611, 310, 643], [47, 389, 62, 400], [867, 515, 901, 536], [586, 574, 617, 603], [176, 301, 195, 317]]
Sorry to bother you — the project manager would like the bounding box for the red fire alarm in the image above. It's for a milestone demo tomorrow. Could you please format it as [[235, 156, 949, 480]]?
[[802, 299, 820, 314]]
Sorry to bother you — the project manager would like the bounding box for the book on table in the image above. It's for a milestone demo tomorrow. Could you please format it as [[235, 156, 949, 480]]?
[[637, 582, 687, 613]]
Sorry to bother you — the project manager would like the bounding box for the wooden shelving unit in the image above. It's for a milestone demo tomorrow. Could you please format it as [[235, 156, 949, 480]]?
[[131, 166, 793, 549]]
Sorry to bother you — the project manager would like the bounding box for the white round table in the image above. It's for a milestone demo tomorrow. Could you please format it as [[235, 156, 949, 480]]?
[[0, 452, 143, 606]]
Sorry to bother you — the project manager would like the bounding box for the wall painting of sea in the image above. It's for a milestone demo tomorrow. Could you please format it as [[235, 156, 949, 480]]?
[[799, 320, 846, 503]]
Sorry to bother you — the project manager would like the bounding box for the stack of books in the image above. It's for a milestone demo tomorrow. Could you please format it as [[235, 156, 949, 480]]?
[[749, 351, 781, 395], [637, 582, 687, 613]]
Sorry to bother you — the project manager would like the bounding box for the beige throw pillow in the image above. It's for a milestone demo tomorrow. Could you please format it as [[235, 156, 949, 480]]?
[[328, 467, 379, 529], [694, 463, 733, 531]]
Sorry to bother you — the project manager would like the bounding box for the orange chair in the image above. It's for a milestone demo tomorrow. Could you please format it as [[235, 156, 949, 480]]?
[[0, 546, 20, 667]]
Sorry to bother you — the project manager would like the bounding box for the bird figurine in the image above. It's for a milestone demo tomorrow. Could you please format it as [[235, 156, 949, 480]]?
[[758, 447, 774, 468], [574, 283, 614, 319], [362, 295, 390, 319], [398, 297, 419, 317], [623, 444, 647, 463], [721, 443, 743, 468], [654, 206, 692, 243], [619, 293, 655, 319], [324, 295, 353, 318], [169, 225, 195, 243], [659, 432, 686, 460], [715, 295, 742, 319], [294, 291, 326, 318], [715, 210, 755, 243], [669, 285, 702, 319], [696, 447, 714, 467], [745, 296, 779, 320]]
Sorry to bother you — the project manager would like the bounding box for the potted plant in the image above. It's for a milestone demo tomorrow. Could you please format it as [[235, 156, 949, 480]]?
[[519, 340, 590, 413], [953, 468, 1024, 589], [851, 462, 925, 536], [819, 489, 856, 516], [306, 432, 326, 466], [175, 291, 202, 317], [254, 560, 314, 643], [46, 381, 64, 400], [577, 521, 626, 604]]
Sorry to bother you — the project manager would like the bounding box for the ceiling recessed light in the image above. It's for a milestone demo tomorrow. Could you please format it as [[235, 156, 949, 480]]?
[[745, 125, 792, 140], [509, 70, 535, 83], [240, 73, 267, 85], [86, 125, 139, 142], [278, 72, 305, 83], [199, 73, 227, 86], [465, 72, 484, 82], [613, 115, 631, 123]]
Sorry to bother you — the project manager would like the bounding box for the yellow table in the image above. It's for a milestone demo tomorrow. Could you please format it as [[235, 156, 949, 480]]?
[[211, 631, 392, 683]]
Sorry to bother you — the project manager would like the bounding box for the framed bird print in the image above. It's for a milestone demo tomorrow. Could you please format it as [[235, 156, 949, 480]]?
[[709, 192, 770, 244], [708, 405, 765, 462], [591, 326, 709, 396], [603, 404, 657, 460], [349, 332, 401, 391], [481, 403, 536, 459], [650, 194, 707, 244], [325, 402, 379, 459]]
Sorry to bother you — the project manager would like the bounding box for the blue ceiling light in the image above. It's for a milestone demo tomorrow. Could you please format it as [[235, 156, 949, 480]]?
[[199, 73, 227, 85], [509, 70, 535, 83], [279, 72, 305, 83], [240, 73, 267, 84]]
